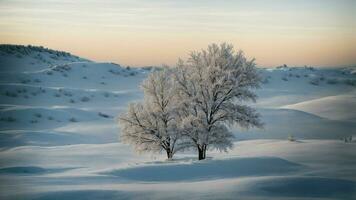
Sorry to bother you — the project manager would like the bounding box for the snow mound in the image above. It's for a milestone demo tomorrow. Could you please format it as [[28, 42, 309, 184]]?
[[234, 108, 356, 140], [282, 94, 356, 122]]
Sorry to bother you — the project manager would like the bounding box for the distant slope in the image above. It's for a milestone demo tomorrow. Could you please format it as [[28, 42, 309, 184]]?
[[256, 66, 356, 108], [234, 108, 356, 140], [282, 94, 356, 122], [0, 44, 89, 72], [0, 106, 105, 130], [0, 62, 149, 90]]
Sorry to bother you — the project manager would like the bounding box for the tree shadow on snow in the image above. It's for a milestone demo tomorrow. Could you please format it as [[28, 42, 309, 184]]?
[[245, 177, 356, 199], [105, 157, 303, 182], [0, 166, 78, 175]]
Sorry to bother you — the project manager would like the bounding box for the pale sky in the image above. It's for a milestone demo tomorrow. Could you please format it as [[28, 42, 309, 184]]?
[[0, 0, 355, 67]]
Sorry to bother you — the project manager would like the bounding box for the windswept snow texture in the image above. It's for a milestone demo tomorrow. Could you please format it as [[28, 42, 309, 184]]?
[[0, 45, 356, 200]]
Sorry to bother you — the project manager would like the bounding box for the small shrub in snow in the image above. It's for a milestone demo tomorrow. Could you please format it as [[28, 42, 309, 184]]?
[[295, 74, 300, 78], [31, 92, 37, 96], [282, 77, 288, 81], [277, 64, 288, 69], [16, 88, 27, 94], [34, 78, 41, 83], [69, 99, 75, 103], [126, 66, 131, 70], [327, 78, 338, 84], [21, 79, 31, 84], [288, 134, 296, 142], [69, 117, 78, 122], [5, 91, 18, 97], [30, 119, 38, 123], [100, 81, 106, 85], [129, 72, 136, 76], [343, 136, 353, 143], [109, 69, 121, 75], [34, 113, 42, 118], [304, 66, 315, 71], [344, 79, 356, 86], [54, 93, 61, 97], [8, 117, 16, 122], [63, 91, 72, 97], [309, 79, 319, 86], [82, 76, 87, 79], [261, 77, 269, 84], [50, 55, 58, 60], [98, 112, 111, 118], [58, 64, 71, 71], [0, 116, 16, 122], [63, 73, 68, 77], [47, 116, 54, 120], [23, 95, 29, 99], [46, 71, 53, 75], [80, 96, 90, 102], [103, 92, 110, 98]]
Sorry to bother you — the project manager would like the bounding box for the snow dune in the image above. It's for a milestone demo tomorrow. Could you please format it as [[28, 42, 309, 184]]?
[[283, 93, 356, 122], [234, 108, 356, 140]]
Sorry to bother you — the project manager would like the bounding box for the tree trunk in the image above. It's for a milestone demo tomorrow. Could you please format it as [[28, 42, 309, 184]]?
[[198, 148, 204, 160], [203, 144, 206, 159], [166, 149, 173, 160], [198, 145, 206, 160]]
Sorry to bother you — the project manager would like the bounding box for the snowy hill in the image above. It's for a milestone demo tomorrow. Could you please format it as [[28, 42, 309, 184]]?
[[0, 44, 89, 72], [282, 94, 356, 122], [0, 45, 355, 200]]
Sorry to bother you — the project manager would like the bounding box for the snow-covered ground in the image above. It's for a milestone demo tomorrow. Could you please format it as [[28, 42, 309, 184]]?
[[0, 45, 355, 199]]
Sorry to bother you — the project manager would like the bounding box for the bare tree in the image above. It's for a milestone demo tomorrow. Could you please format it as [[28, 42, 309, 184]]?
[[174, 43, 263, 160], [119, 69, 180, 159]]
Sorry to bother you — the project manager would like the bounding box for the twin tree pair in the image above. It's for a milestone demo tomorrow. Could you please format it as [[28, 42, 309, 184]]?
[[119, 43, 262, 160]]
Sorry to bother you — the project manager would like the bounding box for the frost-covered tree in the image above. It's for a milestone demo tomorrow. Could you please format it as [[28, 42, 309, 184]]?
[[119, 69, 180, 159], [174, 43, 263, 160]]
